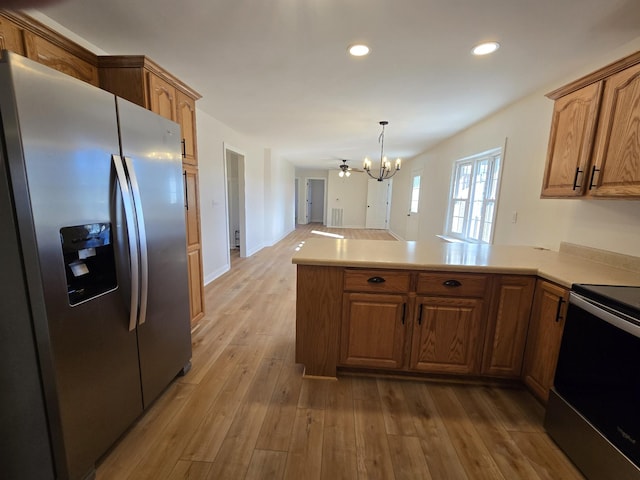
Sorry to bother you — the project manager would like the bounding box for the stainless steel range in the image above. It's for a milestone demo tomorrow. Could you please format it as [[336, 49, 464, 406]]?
[[545, 284, 640, 480]]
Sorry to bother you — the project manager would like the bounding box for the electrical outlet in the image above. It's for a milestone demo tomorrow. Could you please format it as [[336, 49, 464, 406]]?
[[511, 211, 518, 223]]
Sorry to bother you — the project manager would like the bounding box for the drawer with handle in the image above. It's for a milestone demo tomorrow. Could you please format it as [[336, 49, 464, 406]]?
[[417, 272, 488, 297], [344, 269, 412, 293]]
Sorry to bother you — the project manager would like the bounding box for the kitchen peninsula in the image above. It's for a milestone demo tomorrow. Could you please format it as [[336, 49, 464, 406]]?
[[293, 238, 640, 401]]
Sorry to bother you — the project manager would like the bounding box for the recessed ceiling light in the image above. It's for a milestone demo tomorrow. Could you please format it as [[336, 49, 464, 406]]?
[[349, 44, 370, 57], [472, 42, 500, 56]]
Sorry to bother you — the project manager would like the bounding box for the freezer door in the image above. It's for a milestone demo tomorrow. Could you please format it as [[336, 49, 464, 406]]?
[[0, 53, 143, 479], [117, 97, 192, 407], [0, 119, 55, 479]]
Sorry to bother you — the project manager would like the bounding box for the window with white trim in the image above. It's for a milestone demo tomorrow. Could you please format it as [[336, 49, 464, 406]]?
[[410, 174, 421, 213], [445, 148, 502, 243]]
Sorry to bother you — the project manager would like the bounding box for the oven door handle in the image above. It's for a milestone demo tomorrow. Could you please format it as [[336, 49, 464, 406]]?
[[570, 292, 640, 339]]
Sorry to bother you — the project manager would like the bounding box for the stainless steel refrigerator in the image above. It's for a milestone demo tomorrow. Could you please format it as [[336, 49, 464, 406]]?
[[0, 52, 192, 479]]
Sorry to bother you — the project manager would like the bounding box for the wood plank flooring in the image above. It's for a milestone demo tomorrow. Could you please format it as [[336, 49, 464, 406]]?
[[96, 224, 584, 479]]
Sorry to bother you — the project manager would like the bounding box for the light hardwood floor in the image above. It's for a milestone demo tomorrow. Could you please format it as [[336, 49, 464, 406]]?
[[96, 224, 584, 479]]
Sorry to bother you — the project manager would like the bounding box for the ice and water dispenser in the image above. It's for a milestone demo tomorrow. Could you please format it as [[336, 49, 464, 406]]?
[[60, 223, 117, 305]]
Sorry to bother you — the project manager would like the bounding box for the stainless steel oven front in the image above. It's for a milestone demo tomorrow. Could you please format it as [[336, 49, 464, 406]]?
[[545, 284, 640, 480]]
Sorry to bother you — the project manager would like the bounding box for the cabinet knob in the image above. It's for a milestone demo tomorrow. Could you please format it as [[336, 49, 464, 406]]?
[[367, 276, 386, 284], [442, 279, 462, 287]]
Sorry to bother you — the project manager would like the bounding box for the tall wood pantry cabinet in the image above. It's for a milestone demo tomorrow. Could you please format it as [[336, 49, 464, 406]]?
[[541, 50, 640, 199], [98, 56, 205, 324]]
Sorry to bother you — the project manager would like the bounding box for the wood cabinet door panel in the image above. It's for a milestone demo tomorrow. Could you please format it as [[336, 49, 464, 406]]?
[[410, 297, 484, 374], [0, 16, 25, 55], [184, 166, 201, 248], [590, 63, 640, 197], [296, 266, 344, 377], [23, 32, 98, 86], [522, 280, 569, 403], [340, 293, 407, 369], [177, 90, 198, 166], [541, 82, 602, 197], [482, 276, 535, 377], [187, 248, 204, 323], [148, 73, 176, 121]]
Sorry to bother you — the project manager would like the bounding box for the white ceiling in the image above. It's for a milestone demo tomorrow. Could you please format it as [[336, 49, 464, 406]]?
[[29, 0, 640, 170]]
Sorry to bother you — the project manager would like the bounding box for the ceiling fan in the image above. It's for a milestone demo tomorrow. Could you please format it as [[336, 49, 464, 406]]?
[[338, 159, 363, 177]]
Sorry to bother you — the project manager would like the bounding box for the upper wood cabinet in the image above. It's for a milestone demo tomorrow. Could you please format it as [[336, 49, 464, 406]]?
[[24, 32, 98, 86], [0, 15, 25, 54], [542, 50, 640, 199], [0, 11, 98, 85], [541, 83, 602, 197], [148, 74, 177, 122], [98, 56, 201, 166], [177, 91, 198, 166], [589, 62, 640, 197]]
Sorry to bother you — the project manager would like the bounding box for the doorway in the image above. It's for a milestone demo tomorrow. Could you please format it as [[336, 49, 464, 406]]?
[[306, 178, 325, 224], [225, 146, 247, 260]]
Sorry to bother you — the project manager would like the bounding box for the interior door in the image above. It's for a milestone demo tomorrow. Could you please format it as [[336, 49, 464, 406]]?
[[308, 178, 325, 223], [365, 178, 392, 229]]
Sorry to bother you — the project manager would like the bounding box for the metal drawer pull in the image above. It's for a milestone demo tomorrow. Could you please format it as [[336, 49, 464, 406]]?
[[443, 279, 462, 287], [367, 276, 386, 284]]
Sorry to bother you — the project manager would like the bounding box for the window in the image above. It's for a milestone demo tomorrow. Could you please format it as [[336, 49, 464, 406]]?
[[446, 148, 502, 243], [410, 174, 421, 213]]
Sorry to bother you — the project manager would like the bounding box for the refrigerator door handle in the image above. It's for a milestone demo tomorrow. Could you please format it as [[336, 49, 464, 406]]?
[[112, 154, 140, 332], [124, 156, 149, 326]]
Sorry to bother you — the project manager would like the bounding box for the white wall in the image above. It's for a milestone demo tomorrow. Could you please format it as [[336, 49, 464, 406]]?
[[390, 37, 640, 257], [326, 170, 369, 228], [264, 148, 296, 245], [197, 111, 295, 284]]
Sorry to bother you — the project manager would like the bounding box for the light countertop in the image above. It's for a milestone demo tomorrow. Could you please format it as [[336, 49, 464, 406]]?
[[292, 238, 640, 288]]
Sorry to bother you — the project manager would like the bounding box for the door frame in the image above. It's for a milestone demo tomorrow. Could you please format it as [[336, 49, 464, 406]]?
[[303, 177, 327, 225], [223, 143, 247, 259]]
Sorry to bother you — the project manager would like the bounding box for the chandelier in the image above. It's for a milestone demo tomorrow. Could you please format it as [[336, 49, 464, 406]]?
[[363, 121, 401, 181]]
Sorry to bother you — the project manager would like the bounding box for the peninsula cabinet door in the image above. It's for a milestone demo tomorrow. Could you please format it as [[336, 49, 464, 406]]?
[[522, 280, 569, 403], [410, 296, 484, 375], [340, 293, 408, 370], [588, 62, 640, 197]]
